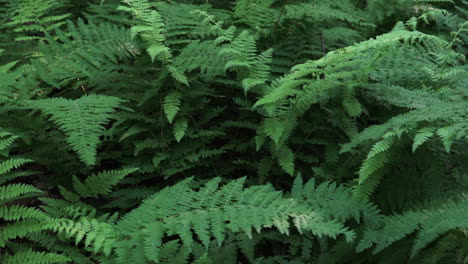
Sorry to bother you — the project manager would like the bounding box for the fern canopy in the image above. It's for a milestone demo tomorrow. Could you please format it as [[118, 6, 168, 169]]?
[[0, 0, 467, 263]]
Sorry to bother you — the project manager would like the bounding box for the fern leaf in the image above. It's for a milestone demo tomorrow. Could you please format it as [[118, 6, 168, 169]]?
[[342, 85, 362, 117], [72, 168, 139, 198], [412, 127, 435, 152], [0, 184, 42, 202], [436, 124, 464, 153], [116, 177, 353, 262], [2, 250, 71, 264], [358, 136, 395, 184], [173, 118, 189, 142], [0, 205, 48, 221], [30, 94, 124, 165], [262, 118, 285, 145], [51, 217, 118, 256], [119, 0, 172, 62], [167, 66, 189, 86], [163, 91, 182, 124], [0, 158, 33, 175], [275, 145, 295, 176]]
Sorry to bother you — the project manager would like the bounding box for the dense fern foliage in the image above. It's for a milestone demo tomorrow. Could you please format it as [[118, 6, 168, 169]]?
[[0, 0, 467, 263]]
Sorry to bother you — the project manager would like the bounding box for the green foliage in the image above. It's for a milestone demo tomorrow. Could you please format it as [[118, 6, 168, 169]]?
[[1, 0, 70, 42], [72, 168, 139, 198], [0, 0, 466, 263], [358, 196, 468, 259], [34, 19, 140, 89], [119, 0, 171, 62], [2, 250, 71, 264], [116, 177, 353, 262], [30, 94, 125, 165]]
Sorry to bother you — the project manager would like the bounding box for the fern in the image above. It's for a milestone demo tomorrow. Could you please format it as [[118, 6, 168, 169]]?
[[162, 91, 182, 124], [358, 196, 468, 258], [1, 0, 70, 42], [30, 94, 125, 165], [173, 118, 189, 142], [0, 0, 466, 263], [34, 19, 140, 89], [119, 0, 171, 62], [291, 176, 381, 224], [116, 177, 354, 262], [412, 127, 436, 152], [1, 250, 71, 264], [49, 217, 118, 256], [72, 168, 139, 198], [274, 145, 295, 176]]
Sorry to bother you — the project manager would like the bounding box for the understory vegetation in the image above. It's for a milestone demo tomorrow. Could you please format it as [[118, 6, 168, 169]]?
[[0, 0, 467, 263]]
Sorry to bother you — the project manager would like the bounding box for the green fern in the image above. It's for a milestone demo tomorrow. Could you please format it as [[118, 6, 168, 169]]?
[[0, 0, 466, 263], [163, 91, 182, 124], [173, 118, 189, 142], [119, 0, 171, 62], [1, 250, 71, 264], [1, 0, 70, 42], [412, 127, 436, 152], [72, 168, 139, 198], [34, 19, 140, 89], [116, 177, 354, 262], [358, 196, 468, 258], [30, 94, 125, 165]]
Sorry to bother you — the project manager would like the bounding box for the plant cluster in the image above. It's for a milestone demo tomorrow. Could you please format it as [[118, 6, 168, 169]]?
[[0, 0, 467, 263]]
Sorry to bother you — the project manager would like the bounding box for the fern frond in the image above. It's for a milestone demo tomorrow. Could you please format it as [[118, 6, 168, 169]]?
[[292, 176, 381, 224], [72, 168, 139, 198], [163, 91, 182, 124], [1, 0, 70, 42], [262, 118, 285, 145], [173, 118, 189, 142], [412, 127, 436, 152], [1, 249, 71, 264], [116, 177, 354, 262], [358, 135, 396, 184], [50, 217, 118, 256], [30, 94, 125, 165], [0, 205, 48, 221], [357, 196, 468, 258], [274, 145, 295, 176], [0, 158, 33, 175], [119, 0, 171, 62], [0, 184, 42, 203], [35, 19, 139, 89]]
